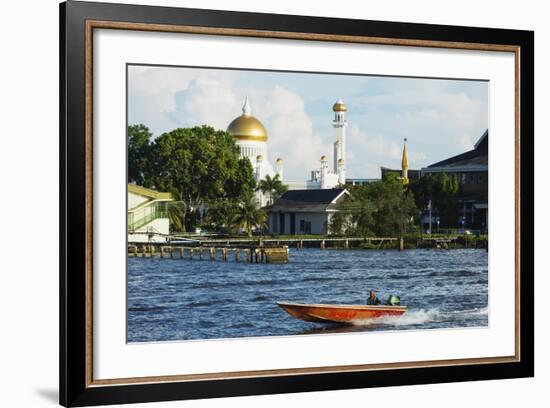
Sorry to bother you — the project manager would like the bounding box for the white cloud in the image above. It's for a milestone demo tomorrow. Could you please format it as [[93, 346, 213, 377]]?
[[356, 82, 488, 155], [249, 86, 333, 179], [127, 66, 237, 135]]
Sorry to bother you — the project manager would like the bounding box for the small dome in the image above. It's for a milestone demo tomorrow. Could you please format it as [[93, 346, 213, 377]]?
[[332, 97, 347, 112], [256, 154, 263, 161], [320, 155, 327, 161], [276, 157, 283, 164], [338, 158, 344, 165], [227, 97, 268, 142]]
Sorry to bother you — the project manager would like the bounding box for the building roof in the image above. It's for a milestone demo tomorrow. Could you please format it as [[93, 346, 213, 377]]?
[[128, 184, 173, 200], [426, 130, 488, 169], [276, 189, 346, 205], [269, 189, 348, 213]]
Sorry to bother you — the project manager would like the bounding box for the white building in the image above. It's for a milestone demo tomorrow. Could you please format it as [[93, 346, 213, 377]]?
[[127, 184, 173, 243], [267, 188, 350, 235], [226, 97, 349, 203]]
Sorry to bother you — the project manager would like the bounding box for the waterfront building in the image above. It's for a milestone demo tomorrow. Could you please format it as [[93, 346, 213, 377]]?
[[267, 188, 349, 235], [345, 178, 379, 186], [127, 184, 173, 243], [226, 97, 350, 204], [420, 130, 488, 231]]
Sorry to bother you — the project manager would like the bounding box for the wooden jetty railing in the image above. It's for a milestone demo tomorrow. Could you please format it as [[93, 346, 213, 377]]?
[[169, 236, 398, 250], [128, 244, 289, 264]]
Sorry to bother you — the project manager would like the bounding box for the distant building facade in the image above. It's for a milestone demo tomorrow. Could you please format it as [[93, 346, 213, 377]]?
[[267, 189, 349, 235], [421, 130, 488, 231], [128, 184, 173, 243], [345, 178, 379, 186]]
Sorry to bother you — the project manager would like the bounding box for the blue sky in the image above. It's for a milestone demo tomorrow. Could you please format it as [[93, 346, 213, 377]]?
[[128, 65, 488, 179]]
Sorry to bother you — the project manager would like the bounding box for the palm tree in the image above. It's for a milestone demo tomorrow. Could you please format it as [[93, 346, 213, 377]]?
[[233, 196, 267, 237], [257, 174, 288, 205], [167, 201, 187, 233]]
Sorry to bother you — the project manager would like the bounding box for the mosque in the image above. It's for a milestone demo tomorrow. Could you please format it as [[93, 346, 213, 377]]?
[[226, 96, 349, 206]]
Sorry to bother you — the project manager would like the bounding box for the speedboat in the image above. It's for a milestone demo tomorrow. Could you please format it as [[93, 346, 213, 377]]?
[[276, 301, 407, 324]]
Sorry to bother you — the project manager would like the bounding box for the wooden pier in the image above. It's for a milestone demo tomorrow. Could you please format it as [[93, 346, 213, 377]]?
[[168, 236, 398, 250], [127, 244, 289, 264]]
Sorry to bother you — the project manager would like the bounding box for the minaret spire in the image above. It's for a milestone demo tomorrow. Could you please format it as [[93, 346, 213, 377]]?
[[242, 96, 252, 116], [332, 98, 348, 183], [402, 138, 409, 185]]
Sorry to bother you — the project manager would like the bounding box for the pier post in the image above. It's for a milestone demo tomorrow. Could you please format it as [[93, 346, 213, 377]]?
[[222, 248, 228, 262], [190, 249, 194, 259], [170, 247, 173, 259], [399, 238, 404, 251], [179, 247, 183, 259], [199, 248, 203, 260], [210, 247, 216, 261], [159, 246, 164, 258], [320, 240, 325, 250], [235, 249, 240, 262], [344, 239, 349, 250]]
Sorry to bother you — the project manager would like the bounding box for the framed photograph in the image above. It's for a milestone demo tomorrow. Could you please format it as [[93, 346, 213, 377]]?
[[60, 1, 534, 406]]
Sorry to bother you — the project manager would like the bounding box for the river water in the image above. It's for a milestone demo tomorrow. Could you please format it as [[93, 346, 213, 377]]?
[[127, 248, 488, 342]]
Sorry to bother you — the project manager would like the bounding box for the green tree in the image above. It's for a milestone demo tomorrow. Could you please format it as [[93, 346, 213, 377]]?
[[334, 175, 417, 237], [329, 188, 374, 236], [409, 172, 461, 228], [257, 174, 288, 205], [167, 201, 187, 233], [203, 199, 240, 235], [368, 173, 417, 237], [140, 126, 256, 231], [233, 194, 267, 237], [128, 124, 152, 185]]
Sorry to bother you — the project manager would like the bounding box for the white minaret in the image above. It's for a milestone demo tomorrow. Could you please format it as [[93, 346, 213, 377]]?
[[320, 155, 329, 189], [255, 154, 263, 182], [276, 158, 284, 180], [337, 158, 345, 184], [332, 98, 347, 183]]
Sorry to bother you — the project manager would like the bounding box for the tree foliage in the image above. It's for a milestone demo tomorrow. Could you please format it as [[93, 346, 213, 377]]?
[[257, 174, 288, 205], [233, 193, 268, 237], [331, 174, 418, 237], [128, 124, 153, 185], [409, 173, 461, 227], [128, 124, 256, 232]]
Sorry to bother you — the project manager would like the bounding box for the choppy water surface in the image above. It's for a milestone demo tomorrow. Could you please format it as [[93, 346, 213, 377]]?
[[127, 248, 488, 342]]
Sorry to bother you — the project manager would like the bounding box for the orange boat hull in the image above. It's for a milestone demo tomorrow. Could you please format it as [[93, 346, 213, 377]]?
[[277, 302, 407, 324]]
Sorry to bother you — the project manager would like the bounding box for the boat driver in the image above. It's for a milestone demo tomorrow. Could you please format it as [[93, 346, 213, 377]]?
[[367, 290, 381, 305]]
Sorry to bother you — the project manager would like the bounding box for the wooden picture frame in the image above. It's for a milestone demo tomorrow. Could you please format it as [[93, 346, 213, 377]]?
[[60, 1, 534, 406]]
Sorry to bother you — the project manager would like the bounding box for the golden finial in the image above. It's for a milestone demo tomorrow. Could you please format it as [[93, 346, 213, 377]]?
[[402, 138, 409, 170]]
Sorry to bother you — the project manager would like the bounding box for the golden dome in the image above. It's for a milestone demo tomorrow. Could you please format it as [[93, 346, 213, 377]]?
[[338, 158, 345, 165], [256, 154, 263, 161], [227, 97, 268, 142], [276, 157, 283, 164], [333, 97, 347, 112], [321, 155, 327, 161]]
